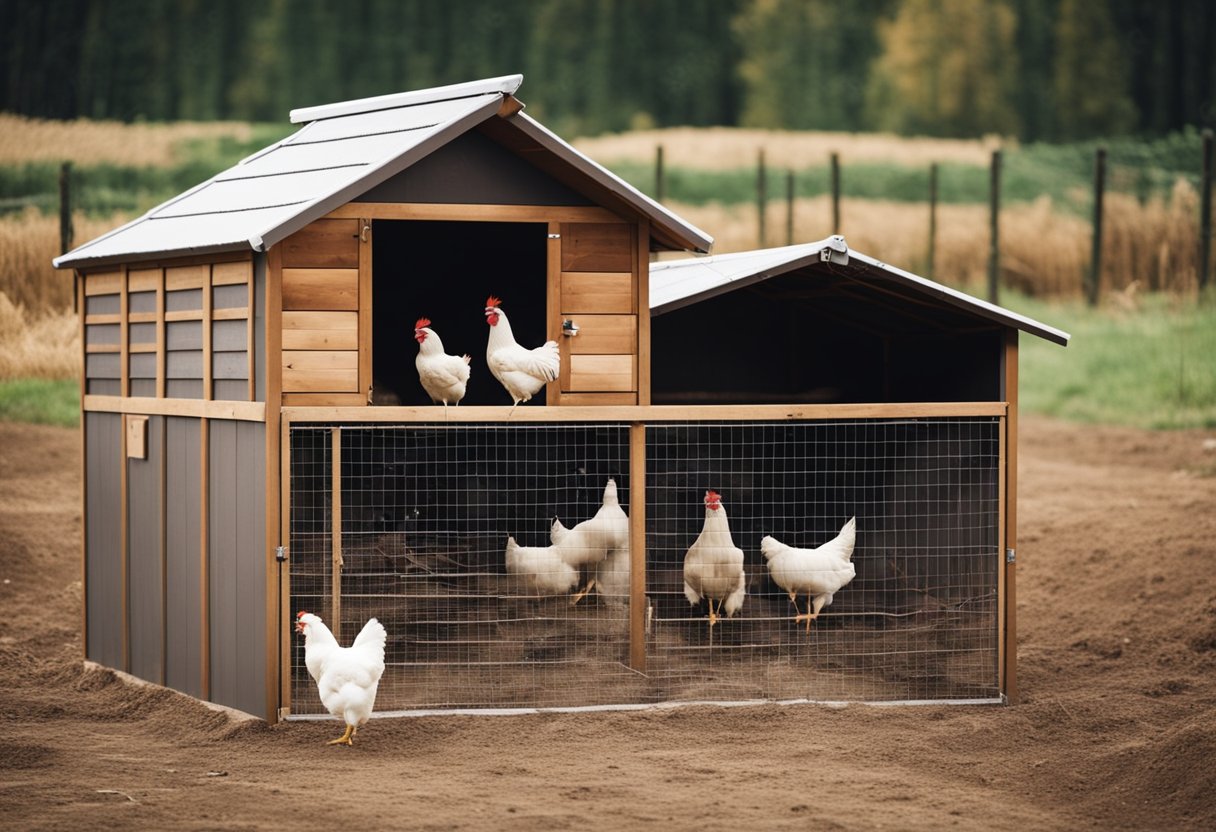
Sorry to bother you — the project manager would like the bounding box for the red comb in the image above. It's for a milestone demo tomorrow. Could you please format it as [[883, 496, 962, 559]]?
[[705, 490, 721, 502], [414, 317, 431, 330], [296, 610, 308, 619], [485, 296, 502, 308]]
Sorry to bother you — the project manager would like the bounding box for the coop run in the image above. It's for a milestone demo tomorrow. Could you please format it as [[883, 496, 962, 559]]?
[[285, 409, 1008, 715]]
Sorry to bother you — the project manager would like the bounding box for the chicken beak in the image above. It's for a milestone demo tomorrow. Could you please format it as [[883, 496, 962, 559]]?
[[294, 621, 306, 635], [414, 330, 425, 343]]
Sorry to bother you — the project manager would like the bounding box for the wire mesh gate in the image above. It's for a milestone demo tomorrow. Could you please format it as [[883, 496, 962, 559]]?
[[288, 417, 1002, 714]]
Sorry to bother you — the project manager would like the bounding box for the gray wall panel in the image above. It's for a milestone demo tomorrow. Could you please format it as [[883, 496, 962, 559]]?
[[166, 379, 203, 399], [213, 352, 248, 380], [209, 421, 238, 709], [212, 320, 246, 352], [167, 350, 203, 379], [129, 322, 157, 344], [86, 324, 120, 345], [86, 412, 123, 670], [166, 288, 202, 312], [128, 291, 156, 313], [213, 379, 248, 401], [164, 417, 203, 698], [87, 379, 121, 395], [130, 378, 156, 397], [86, 353, 121, 379], [85, 294, 119, 315], [212, 284, 247, 309], [130, 353, 156, 379], [167, 321, 203, 351], [127, 416, 163, 684]]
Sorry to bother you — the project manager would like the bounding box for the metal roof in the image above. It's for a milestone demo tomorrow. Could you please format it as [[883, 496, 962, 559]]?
[[54, 75, 712, 269], [650, 236, 1071, 346]]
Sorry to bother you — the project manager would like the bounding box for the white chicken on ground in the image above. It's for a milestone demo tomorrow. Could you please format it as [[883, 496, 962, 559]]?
[[761, 517, 857, 632], [295, 611, 386, 746], [483, 296, 559, 411], [504, 536, 579, 596], [682, 490, 746, 628], [414, 317, 471, 410], [550, 478, 630, 605]]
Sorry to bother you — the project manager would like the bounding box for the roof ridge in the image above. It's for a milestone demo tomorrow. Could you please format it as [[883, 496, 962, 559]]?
[[288, 74, 523, 124]]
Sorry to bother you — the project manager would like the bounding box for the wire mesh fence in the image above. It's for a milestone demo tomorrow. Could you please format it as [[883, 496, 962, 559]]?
[[289, 416, 1002, 713]]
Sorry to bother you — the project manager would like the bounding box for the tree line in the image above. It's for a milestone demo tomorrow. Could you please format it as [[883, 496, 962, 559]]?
[[1, 0, 1212, 141]]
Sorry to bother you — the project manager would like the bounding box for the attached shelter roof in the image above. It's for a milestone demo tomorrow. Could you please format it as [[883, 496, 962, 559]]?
[[55, 75, 711, 270]]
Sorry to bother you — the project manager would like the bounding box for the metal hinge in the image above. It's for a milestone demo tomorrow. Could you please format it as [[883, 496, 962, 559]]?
[[547, 233, 561, 239], [1006, 548, 1016, 563], [276, 545, 288, 562]]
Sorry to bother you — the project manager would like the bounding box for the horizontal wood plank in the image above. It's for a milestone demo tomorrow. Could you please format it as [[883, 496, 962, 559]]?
[[565, 314, 636, 354], [560, 223, 634, 272], [282, 392, 367, 407], [84, 395, 265, 422], [281, 328, 358, 351], [559, 392, 637, 406], [281, 219, 359, 268], [165, 264, 208, 290], [281, 367, 359, 393], [211, 307, 249, 321], [127, 268, 161, 292], [282, 310, 358, 331], [560, 272, 633, 314], [326, 203, 625, 224], [127, 311, 158, 323], [282, 268, 359, 311], [568, 354, 636, 392], [165, 310, 204, 322], [85, 343, 121, 354], [281, 350, 359, 371], [211, 260, 252, 286], [83, 272, 121, 295]]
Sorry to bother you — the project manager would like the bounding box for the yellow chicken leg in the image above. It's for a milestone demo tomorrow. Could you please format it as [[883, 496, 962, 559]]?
[[708, 597, 721, 628], [570, 578, 597, 605], [795, 595, 829, 633], [327, 724, 354, 746]]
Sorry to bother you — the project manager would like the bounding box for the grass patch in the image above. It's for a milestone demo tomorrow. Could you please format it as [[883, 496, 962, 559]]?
[[1004, 292, 1216, 430], [0, 378, 79, 427]]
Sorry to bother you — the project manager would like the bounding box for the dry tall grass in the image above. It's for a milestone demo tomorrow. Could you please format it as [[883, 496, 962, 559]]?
[[0, 291, 79, 380], [0, 113, 256, 167], [574, 126, 1002, 169], [0, 208, 129, 311]]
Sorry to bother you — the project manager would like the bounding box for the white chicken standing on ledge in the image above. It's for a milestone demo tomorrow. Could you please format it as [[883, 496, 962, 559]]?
[[682, 490, 746, 628], [295, 611, 386, 746], [761, 517, 857, 632], [484, 296, 560, 411], [414, 317, 471, 411]]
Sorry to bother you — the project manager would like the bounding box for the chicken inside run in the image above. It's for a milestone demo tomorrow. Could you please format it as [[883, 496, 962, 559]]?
[[289, 415, 1003, 717]]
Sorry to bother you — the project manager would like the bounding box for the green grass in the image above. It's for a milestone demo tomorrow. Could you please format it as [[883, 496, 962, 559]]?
[[0, 379, 80, 427], [1003, 292, 1216, 430]]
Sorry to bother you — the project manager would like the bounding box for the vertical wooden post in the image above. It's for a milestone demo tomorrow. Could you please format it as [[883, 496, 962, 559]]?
[[756, 149, 767, 248], [988, 149, 1002, 304], [60, 162, 74, 312], [628, 423, 646, 673], [655, 144, 665, 204], [1002, 330, 1019, 703], [330, 427, 343, 643], [785, 169, 795, 245], [927, 162, 938, 280], [546, 221, 562, 406], [1200, 129, 1213, 294], [357, 219, 372, 404], [1088, 147, 1107, 306], [830, 152, 841, 235]]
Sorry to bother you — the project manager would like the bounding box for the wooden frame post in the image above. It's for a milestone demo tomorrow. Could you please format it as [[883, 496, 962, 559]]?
[[629, 422, 647, 672], [1002, 329, 1019, 703], [330, 427, 343, 643]]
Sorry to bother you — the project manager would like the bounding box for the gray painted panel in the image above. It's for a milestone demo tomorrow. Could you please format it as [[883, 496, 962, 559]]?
[[86, 323, 120, 345], [86, 352, 121, 379], [209, 421, 238, 710], [130, 378, 157, 397], [166, 379, 203, 399], [212, 284, 247, 309], [86, 413, 123, 670], [167, 350, 203, 379], [167, 321, 203, 351], [164, 417, 202, 698], [212, 351, 248, 380], [88, 379, 121, 395], [85, 294, 120, 315], [213, 379, 248, 401], [129, 321, 157, 344], [130, 353, 157, 379], [254, 254, 266, 403], [127, 416, 163, 683], [166, 288, 202, 312], [212, 320, 246, 352], [129, 291, 156, 314], [361, 130, 594, 207]]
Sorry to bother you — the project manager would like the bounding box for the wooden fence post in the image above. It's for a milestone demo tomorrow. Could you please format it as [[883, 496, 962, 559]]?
[[1201, 129, 1213, 294], [830, 152, 841, 235], [757, 149, 767, 247], [60, 161, 75, 312], [988, 149, 1002, 304], [786, 169, 795, 245], [927, 162, 938, 281], [1088, 147, 1107, 306], [655, 144, 665, 204]]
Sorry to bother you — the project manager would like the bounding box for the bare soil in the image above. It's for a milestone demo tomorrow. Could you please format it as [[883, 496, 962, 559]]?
[[2, 416, 1215, 831]]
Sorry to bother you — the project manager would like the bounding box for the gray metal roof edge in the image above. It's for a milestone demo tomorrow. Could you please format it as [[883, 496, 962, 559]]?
[[510, 112, 713, 253], [649, 242, 829, 316], [289, 74, 523, 124], [53, 240, 250, 271], [254, 94, 507, 250]]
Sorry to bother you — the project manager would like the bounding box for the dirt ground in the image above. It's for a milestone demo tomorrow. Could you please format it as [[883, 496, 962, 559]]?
[[2, 416, 1214, 831]]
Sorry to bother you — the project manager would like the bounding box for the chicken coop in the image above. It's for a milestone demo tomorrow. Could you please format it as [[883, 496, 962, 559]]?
[[55, 75, 1069, 722]]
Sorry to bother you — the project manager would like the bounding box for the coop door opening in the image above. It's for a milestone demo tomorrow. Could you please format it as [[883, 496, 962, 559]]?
[[370, 220, 549, 406], [288, 422, 635, 713]]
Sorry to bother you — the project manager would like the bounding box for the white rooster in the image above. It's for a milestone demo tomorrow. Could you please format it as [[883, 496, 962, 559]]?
[[682, 490, 746, 628], [295, 611, 386, 746], [550, 478, 631, 604], [504, 536, 579, 596], [484, 296, 559, 410], [414, 317, 471, 410], [761, 517, 857, 632]]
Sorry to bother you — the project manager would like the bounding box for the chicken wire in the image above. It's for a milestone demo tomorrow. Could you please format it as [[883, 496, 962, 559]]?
[[288, 417, 1002, 714]]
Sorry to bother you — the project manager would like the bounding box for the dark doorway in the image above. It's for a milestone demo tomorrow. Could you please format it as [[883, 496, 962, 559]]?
[[371, 220, 549, 406]]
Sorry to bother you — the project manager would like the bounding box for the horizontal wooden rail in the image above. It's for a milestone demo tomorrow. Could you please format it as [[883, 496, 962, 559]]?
[[325, 202, 626, 224], [84, 395, 265, 422], [283, 401, 1006, 425]]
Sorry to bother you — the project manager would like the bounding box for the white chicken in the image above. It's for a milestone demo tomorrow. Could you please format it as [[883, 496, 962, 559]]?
[[682, 490, 746, 628], [504, 536, 579, 596], [761, 517, 857, 632], [414, 317, 471, 410], [550, 478, 631, 604], [295, 611, 386, 746], [484, 296, 559, 410]]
